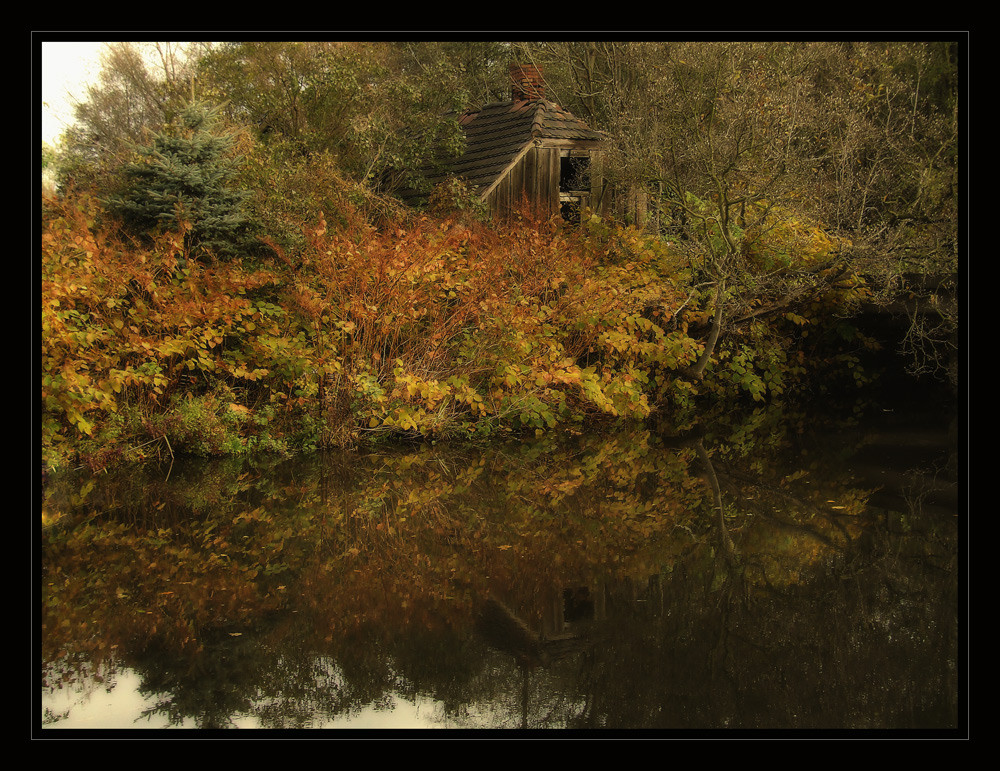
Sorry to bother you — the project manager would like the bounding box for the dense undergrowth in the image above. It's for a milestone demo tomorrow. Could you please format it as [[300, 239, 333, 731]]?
[[40, 189, 873, 473]]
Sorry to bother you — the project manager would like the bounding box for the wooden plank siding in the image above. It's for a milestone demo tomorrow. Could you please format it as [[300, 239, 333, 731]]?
[[484, 145, 557, 220]]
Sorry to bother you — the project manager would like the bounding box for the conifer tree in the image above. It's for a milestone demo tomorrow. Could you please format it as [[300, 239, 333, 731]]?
[[108, 100, 250, 259]]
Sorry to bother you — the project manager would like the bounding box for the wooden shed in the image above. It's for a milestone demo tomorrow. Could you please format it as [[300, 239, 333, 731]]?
[[405, 64, 608, 223]]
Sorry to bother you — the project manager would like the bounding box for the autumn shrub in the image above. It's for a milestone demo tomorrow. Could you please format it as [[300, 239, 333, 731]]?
[[151, 385, 261, 456], [425, 177, 489, 222], [41, 193, 293, 467], [694, 231, 876, 407], [284, 208, 701, 442], [41, 186, 754, 469], [235, 138, 397, 259]]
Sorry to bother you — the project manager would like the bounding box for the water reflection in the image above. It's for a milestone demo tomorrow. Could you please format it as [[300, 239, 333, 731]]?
[[40, 401, 959, 732]]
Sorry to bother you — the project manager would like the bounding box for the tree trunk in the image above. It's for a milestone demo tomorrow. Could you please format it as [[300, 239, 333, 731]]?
[[681, 280, 725, 382]]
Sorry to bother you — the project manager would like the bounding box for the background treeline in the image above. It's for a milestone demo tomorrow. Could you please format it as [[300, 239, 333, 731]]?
[[40, 40, 960, 471]]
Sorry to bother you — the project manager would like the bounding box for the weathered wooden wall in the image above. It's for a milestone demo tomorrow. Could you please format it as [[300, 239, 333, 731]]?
[[484, 145, 607, 221], [484, 146, 559, 220]]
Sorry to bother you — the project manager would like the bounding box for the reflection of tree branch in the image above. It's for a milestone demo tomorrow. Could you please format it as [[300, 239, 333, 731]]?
[[694, 439, 738, 559], [669, 423, 860, 554], [655, 427, 739, 557], [713, 462, 854, 549]]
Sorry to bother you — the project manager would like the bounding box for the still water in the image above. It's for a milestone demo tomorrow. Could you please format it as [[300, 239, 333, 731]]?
[[39, 393, 961, 734]]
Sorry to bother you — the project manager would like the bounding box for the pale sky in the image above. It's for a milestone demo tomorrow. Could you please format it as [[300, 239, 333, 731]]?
[[40, 41, 107, 145]]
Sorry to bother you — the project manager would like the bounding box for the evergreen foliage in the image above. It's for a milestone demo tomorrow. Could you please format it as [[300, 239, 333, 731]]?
[[107, 101, 251, 259]]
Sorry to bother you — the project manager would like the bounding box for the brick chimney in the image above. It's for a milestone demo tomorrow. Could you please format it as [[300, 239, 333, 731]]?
[[510, 63, 545, 101]]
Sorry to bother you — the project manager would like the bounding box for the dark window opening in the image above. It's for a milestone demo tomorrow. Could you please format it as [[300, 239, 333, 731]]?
[[560, 152, 591, 223], [560, 154, 591, 194]]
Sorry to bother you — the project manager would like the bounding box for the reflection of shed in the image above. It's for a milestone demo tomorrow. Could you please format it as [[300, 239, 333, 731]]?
[[410, 64, 608, 223]]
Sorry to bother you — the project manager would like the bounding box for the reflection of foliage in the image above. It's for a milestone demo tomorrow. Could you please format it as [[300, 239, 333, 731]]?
[[41, 405, 957, 730]]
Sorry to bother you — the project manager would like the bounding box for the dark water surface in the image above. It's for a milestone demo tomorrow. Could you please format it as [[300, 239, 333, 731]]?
[[39, 392, 962, 734]]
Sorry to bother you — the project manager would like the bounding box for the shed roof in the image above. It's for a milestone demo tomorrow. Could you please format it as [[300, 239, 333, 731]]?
[[410, 98, 606, 200]]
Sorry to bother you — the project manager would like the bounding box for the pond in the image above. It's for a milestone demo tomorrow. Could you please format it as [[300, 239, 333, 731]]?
[[38, 386, 961, 735]]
